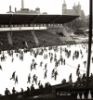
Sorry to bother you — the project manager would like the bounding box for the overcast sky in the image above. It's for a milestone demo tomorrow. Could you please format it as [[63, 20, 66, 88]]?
[[0, 0, 89, 15]]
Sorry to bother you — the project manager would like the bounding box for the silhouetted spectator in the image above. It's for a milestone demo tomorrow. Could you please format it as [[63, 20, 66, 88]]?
[[77, 76, 82, 82], [62, 79, 66, 84], [26, 87, 30, 97], [31, 84, 35, 91], [90, 73, 93, 78], [12, 87, 16, 95], [21, 88, 24, 93], [40, 84, 43, 89], [5, 88, 10, 96], [82, 73, 86, 81]]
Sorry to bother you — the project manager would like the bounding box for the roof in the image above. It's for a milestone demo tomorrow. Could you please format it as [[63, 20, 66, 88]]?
[[0, 14, 79, 25]]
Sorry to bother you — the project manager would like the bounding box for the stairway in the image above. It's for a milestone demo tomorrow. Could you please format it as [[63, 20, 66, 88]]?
[[7, 32, 13, 46], [31, 31, 40, 46]]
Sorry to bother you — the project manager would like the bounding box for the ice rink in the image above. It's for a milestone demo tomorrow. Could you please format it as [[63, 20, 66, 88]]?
[[0, 43, 93, 95]]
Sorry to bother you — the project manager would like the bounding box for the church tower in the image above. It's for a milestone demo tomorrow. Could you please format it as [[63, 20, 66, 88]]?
[[73, 3, 77, 15], [77, 1, 81, 16], [62, 0, 67, 14], [73, 3, 76, 10]]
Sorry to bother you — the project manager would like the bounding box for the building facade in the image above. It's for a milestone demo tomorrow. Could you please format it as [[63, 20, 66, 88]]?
[[62, 0, 85, 20], [7, 0, 47, 15]]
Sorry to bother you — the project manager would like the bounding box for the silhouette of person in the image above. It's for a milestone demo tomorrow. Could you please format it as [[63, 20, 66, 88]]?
[[60, 56, 63, 65], [76, 64, 80, 76], [26, 87, 30, 96], [21, 88, 24, 93], [82, 73, 86, 80], [44, 64, 47, 70], [31, 84, 35, 91], [5, 88, 10, 96], [63, 59, 65, 65], [15, 75, 18, 84], [40, 61, 43, 67], [44, 70, 47, 79], [0, 65, 2, 70], [54, 71, 58, 80], [69, 73, 72, 83], [40, 84, 43, 89], [51, 69, 55, 78], [12, 87, 16, 95], [90, 73, 93, 78], [27, 74, 31, 83], [30, 64, 33, 71], [34, 62, 37, 69], [62, 79, 66, 84], [12, 57, 14, 62], [38, 80, 41, 88], [83, 61, 86, 67], [55, 61, 59, 68], [50, 56, 53, 63], [10, 71, 16, 81], [32, 74, 38, 84]]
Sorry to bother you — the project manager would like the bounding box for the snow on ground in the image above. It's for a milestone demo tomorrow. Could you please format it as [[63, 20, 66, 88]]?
[[0, 43, 93, 95]]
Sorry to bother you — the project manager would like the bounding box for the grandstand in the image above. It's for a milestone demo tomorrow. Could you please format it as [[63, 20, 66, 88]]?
[[0, 14, 78, 50]]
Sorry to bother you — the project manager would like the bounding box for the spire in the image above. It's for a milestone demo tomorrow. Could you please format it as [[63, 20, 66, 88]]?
[[74, 3, 76, 7], [64, 0, 66, 4], [63, 0, 66, 6], [21, 0, 24, 9], [78, 1, 80, 6]]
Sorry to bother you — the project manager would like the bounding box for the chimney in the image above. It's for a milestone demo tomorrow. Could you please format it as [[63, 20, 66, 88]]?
[[9, 6, 11, 12], [21, 0, 24, 9], [15, 8, 17, 12]]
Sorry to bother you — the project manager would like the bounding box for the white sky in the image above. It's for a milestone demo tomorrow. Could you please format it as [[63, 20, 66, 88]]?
[[0, 0, 89, 15]]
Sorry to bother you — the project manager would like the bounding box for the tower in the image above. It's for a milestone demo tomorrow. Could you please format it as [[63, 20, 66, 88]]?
[[73, 3, 77, 15], [77, 1, 81, 16], [21, 0, 24, 9], [73, 3, 76, 10], [62, 0, 67, 14]]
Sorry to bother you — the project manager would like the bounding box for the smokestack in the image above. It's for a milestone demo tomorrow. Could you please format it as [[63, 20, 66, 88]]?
[[9, 6, 11, 12], [15, 8, 17, 12], [21, 0, 24, 9]]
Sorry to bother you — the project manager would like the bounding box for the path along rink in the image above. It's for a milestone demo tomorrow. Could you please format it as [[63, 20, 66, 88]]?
[[0, 43, 93, 95]]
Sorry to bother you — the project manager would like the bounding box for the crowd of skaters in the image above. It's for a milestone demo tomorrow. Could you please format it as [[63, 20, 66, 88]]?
[[0, 44, 93, 96]]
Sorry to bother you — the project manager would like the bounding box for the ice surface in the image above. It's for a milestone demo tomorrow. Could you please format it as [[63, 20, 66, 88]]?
[[0, 44, 93, 95]]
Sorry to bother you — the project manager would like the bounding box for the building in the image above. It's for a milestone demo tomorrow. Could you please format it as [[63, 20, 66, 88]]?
[[7, 0, 47, 14], [62, 0, 85, 20]]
